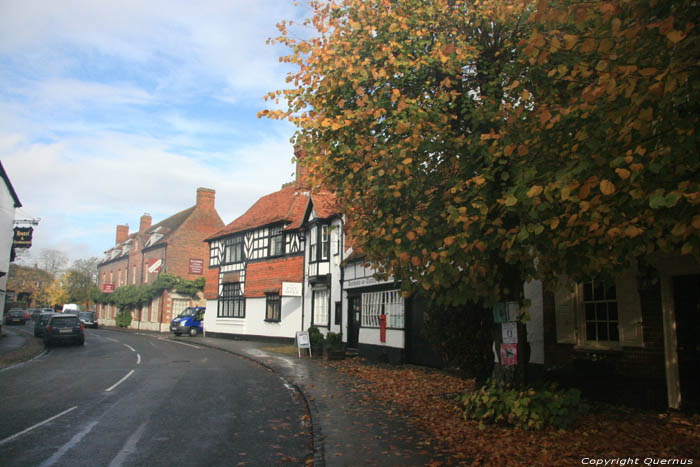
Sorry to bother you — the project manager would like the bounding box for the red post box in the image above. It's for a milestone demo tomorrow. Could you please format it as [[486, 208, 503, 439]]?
[[379, 314, 386, 343]]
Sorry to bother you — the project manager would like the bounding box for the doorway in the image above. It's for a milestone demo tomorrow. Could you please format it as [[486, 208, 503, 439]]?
[[347, 295, 361, 349], [673, 274, 700, 410]]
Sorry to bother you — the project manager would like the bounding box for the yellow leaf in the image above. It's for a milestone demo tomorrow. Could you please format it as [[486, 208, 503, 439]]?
[[681, 243, 693, 255], [666, 30, 686, 43], [692, 215, 700, 230], [473, 175, 486, 186], [517, 144, 529, 156], [671, 223, 686, 237], [550, 218, 560, 230], [406, 231, 416, 241], [444, 236, 456, 246], [600, 179, 616, 195], [615, 168, 631, 179], [505, 195, 518, 207], [527, 185, 543, 198], [504, 145, 515, 156], [401, 157, 413, 165], [624, 226, 642, 238]]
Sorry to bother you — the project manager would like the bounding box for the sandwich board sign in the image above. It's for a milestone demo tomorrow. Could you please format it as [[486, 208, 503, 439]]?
[[296, 331, 311, 358]]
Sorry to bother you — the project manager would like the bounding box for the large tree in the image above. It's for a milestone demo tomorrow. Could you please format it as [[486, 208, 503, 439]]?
[[262, 0, 534, 307], [37, 248, 69, 278], [65, 257, 100, 308], [262, 0, 698, 302]]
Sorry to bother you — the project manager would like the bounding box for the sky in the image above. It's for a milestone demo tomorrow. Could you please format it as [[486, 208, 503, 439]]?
[[0, 0, 309, 266]]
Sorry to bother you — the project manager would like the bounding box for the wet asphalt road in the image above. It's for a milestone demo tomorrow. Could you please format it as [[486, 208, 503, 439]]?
[[0, 326, 311, 466]]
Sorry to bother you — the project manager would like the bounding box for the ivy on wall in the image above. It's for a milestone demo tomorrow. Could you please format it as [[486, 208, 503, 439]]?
[[90, 273, 205, 311]]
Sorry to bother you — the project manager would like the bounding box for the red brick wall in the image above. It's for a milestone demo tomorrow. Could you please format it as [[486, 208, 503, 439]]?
[[245, 256, 303, 297], [204, 266, 219, 300], [160, 203, 223, 281]]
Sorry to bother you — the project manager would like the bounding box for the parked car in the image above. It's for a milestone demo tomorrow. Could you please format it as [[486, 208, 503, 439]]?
[[4, 309, 28, 325], [62, 303, 80, 313], [34, 312, 55, 337], [78, 311, 98, 329], [170, 306, 205, 336], [44, 314, 84, 347]]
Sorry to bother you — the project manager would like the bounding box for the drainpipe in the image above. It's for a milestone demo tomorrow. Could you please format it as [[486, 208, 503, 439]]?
[[338, 215, 345, 341], [300, 229, 306, 331]]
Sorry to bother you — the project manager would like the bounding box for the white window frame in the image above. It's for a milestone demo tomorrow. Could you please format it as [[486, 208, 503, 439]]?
[[361, 289, 405, 329], [313, 288, 329, 326]]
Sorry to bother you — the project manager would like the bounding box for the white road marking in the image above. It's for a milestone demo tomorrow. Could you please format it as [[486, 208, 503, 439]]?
[[123, 344, 135, 352], [108, 421, 147, 467], [0, 406, 77, 446], [105, 370, 135, 392], [105, 337, 119, 343], [157, 338, 201, 349], [136, 353, 141, 365], [38, 421, 98, 467]]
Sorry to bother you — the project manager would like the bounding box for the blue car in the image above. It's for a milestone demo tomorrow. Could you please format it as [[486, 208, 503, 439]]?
[[170, 307, 205, 337]]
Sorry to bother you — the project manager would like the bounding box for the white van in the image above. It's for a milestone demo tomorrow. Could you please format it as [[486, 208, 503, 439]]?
[[62, 303, 81, 313]]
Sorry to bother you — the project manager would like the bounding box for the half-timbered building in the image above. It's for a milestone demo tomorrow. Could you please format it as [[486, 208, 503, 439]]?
[[203, 182, 308, 340]]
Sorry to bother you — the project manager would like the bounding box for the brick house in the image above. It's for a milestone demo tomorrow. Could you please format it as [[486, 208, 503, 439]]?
[[97, 188, 224, 331], [535, 256, 700, 410]]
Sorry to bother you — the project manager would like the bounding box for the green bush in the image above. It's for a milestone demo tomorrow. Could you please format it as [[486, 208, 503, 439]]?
[[308, 326, 324, 346], [457, 379, 588, 430], [115, 309, 133, 328], [325, 331, 343, 347]]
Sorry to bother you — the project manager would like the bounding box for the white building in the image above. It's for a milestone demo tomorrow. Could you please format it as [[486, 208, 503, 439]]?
[[0, 162, 22, 326]]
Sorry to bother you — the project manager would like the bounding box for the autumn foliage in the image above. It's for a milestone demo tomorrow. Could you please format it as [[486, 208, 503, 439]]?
[[260, 0, 699, 305]]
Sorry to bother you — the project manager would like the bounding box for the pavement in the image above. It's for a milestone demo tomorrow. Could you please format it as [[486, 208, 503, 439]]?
[[1, 324, 440, 466]]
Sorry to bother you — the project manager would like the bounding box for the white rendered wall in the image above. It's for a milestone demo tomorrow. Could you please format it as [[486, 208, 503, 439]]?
[[0, 180, 15, 317], [204, 297, 301, 338]]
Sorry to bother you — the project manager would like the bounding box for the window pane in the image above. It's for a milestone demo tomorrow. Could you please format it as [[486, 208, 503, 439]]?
[[596, 303, 608, 321], [594, 282, 605, 300], [583, 282, 593, 301], [586, 323, 597, 340], [608, 302, 618, 321], [585, 303, 596, 321], [597, 322, 609, 341]]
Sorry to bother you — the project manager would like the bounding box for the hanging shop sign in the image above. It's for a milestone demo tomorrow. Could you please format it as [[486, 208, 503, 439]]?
[[12, 227, 33, 248]]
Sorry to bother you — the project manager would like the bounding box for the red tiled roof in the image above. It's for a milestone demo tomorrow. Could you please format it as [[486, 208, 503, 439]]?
[[244, 256, 304, 297], [310, 190, 340, 219], [207, 185, 309, 240]]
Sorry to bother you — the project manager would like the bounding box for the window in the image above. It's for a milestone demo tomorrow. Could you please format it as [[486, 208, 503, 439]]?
[[361, 289, 405, 329], [218, 283, 245, 318], [309, 225, 318, 262], [265, 294, 281, 322], [313, 289, 329, 326], [321, 225, 330, 260], [269, 225, 284, 257], [583, 281, 619, 341], [224, 236, 244, 264], [132, 266, 136, 284]]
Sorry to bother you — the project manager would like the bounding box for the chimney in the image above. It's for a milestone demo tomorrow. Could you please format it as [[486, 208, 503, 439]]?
[[116, 225, 129, 245], [294, 146, 309, 187], [196, 188, 215, 211], [140, 213, 152, 232]]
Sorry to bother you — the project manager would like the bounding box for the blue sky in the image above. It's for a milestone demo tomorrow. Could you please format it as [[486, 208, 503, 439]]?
[[1, 0, 308, 265]]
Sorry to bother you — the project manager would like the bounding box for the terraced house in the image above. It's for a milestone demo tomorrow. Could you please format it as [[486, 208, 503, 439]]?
[[97, 188, 224, 331]]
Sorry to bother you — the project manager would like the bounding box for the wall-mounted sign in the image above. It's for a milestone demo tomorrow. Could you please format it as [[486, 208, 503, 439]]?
[[147, 259, 162, 274], [103, 284, 115, 293], [189, 258, 204, 275], [501, 343, 518, 366], [12, 227, 33, 249], [282, 282, 302, 297], [492, 303, 507, 323], [502, 322, 518, 344]]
